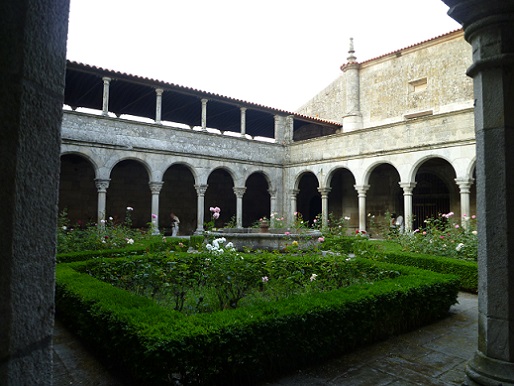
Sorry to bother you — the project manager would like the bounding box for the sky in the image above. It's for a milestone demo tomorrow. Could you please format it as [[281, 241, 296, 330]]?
[[66, 0, 461, 112]]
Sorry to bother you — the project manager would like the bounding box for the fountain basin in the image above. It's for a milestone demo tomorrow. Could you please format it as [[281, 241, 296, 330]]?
[[207, 228, 322, 251]]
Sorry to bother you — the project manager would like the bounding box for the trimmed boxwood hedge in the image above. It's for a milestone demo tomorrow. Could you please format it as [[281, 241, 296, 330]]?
[[358, 239, 478, 293], [322, 237, 477, 293], [373, 250, 477, 293], [56, 237, 188, 263], [56, 256, 459, 385]]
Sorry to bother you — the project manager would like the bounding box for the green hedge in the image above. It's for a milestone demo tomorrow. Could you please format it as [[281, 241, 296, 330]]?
[[56, 237, 194, 263], [56, 257, 459, 385], [323, 237, 478, 293], [373, 250, 478, 293]]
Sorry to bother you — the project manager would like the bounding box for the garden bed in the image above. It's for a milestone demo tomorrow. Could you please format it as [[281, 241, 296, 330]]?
[[55, 253, 459, 385]]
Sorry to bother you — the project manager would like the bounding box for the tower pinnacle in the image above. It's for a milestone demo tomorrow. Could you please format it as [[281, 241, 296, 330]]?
[[347, 37, 357, 63]]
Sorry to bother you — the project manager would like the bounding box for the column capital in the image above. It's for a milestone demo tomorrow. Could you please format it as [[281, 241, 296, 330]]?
[[317, 187, 332, 196], [94, 178, 110, 192], [149, 181, 164, 194], [155, 88, 163, 96], [233, 186, 247, 198], [102, 76, 111, 83], [399, 182, 417, 194], [201, 98, 208, 104], [442, 0, 514, 30], [195, 184, 208, 196], [289, 189, 300, 196], [455, 177, 474, 191], [354, 184, 370, 196], [240, 106, 247, 112]]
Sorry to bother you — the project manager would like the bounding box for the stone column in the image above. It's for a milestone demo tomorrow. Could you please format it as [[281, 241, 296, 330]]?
[[399, 182, 416, 232], [240, 107, 247, 137], [268, 188, 277, 219], [354, 185, 369, 232], [289, 189, 300, 224], [441, 2, 514, 384], [0, 1, 70, 384], [155, 88, 163, 124], [233, 187, 247, 228], [194, 184, 208, 233], [318, 187, 332, 229], [102, 77, 111, 116], [455, 177, 474, 228], [340, 38, 363, 132], [95, 178, 110, 226], [149, 181, 163, 235], [274, 115, 283, 142], [201, 98, 208, 130]]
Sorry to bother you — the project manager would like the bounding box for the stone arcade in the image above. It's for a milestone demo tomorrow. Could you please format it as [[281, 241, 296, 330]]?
[[60, 29, 476, 236], [2, 1, 514, 385]]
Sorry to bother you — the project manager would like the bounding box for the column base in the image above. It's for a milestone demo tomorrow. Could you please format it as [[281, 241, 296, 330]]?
[[466, 351, 514, 386]]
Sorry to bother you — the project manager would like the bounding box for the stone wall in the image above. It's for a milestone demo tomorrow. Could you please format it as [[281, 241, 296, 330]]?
[[296, 30, 473, 129]]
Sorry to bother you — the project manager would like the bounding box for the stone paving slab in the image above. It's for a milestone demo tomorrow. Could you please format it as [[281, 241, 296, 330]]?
[[52, 293, 477, 385], [263, 292, 478, 386]]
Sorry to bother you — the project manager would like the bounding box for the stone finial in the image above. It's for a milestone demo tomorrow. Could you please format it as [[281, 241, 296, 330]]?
[[341, 37, 359, 72], [347, 37, 357, 63]]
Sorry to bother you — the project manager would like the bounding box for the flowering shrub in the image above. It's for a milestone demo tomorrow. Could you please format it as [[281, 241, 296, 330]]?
[[57, 208, 148, 253], [205, 206, 221, 230], [292, 212, 309, 232], [205, 237, 235, 255], [310, 213, 351, 234], [85, 252, 402, 314], [355, 229, 368, 238], [270, 212, 286, 228], [395, 212, 477, 261]]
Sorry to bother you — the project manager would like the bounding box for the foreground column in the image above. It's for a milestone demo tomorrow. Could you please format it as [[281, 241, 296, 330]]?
[[95, 178, 110, 226], [442, 1, 514, 384], [233, 187, 246, 228], [0, 1, 70, 384], [149, 181, 163, 235], [399, 182, 416, 232], [195, 184, 208, 233], [354, 185, 369, 232]]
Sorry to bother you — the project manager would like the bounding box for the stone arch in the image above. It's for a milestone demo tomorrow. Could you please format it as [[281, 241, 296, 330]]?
[[409, 154, 455, 183], [108, 159, 151, 228], [366, 163, 402, 234], [412, 157, 458, 230], [205, 167, 236, 227], [61, 150, 99, 173], [104, 155, 153, 181], [296, 171, 321, 225], [161, 163, 197, 235], [326, 167, 358, 230], [59, 153, 97, 226], [243, 172, 270, 227]]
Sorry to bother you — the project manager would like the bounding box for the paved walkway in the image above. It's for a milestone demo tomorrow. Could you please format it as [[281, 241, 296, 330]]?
[[53, 292, 477, 386]]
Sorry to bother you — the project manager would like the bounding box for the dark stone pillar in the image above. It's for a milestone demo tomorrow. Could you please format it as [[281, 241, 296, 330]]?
[[0, 1, 70, 384], [442, 1, 514, 384]]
